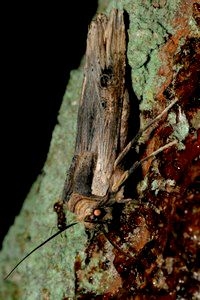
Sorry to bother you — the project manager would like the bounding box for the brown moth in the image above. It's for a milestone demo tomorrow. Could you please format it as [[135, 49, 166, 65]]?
[[4, 9, 177, 280], [56, 9, 177, 230], [59, 9, 131, 229]]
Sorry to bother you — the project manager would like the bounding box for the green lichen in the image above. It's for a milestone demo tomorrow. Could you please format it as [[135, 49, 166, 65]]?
[[0, 66, 86, 299], [123, 0, 181, 110], [168, 108, 190, 150], [151, 178, 176, 195]]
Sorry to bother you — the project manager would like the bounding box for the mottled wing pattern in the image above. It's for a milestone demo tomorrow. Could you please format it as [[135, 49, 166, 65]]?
[[62, 10, 129, 206], [76, 10, 128, 197]]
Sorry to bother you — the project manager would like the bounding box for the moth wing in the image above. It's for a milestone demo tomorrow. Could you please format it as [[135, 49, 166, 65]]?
[[62, 10, 129, 201], [76, 10, 128, 197]]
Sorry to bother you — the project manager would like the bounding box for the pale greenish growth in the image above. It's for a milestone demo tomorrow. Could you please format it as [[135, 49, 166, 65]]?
[[151, 178, 176, 196], [188, 11, 200, 36], [77, 243, 114, 293], [168, 107, 190, 150], [123, 0, 181, 111], [0, 65, 87, 299], [151, 179, 160, 195], [137, 176, 148, 193], [0, 0, 188, 298]]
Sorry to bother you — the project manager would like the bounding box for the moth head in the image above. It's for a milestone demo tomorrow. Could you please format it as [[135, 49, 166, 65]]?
[[67, 193, 113, 228], [84, 206, 113, 227], [84, 207, 105, 223]]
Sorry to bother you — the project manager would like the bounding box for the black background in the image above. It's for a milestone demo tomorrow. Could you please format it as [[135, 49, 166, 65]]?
[[1, 2, 98, 248]]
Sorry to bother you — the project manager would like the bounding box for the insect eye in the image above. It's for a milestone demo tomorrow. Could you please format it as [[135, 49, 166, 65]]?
[[84, 208, 105, 223], [93, 209, 102, 217]]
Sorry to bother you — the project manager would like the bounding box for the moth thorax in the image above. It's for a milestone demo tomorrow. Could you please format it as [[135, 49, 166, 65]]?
[[67, 193, 99, 224]]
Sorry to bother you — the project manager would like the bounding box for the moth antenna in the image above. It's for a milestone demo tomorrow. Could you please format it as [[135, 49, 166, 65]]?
[[4, 222, 77, 280], [112, 140, 178, 192], [114, 98, 178, 169]]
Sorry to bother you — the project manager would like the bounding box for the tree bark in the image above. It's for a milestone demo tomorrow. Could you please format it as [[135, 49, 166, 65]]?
[[0, 0, 199, 299]]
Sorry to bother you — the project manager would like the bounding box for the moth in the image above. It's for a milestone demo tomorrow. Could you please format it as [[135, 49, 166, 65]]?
[[4, 9, 177, 280], [57, 9, 132, 229], [57, 9, 177, 231]]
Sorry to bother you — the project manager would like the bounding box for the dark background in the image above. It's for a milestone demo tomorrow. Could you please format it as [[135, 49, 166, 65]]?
[[1, 2, 98, 248]]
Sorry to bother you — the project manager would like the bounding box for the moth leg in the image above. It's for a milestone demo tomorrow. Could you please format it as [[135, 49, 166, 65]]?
[[112, 140, 177, 193], [114, 98, 178, 169]]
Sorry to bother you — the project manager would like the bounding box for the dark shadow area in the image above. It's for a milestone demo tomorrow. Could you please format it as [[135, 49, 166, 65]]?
[[120, 10, 141, 199], [0, 2, 98, 248]]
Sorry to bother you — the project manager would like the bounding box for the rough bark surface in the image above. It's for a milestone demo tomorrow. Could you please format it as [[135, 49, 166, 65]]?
[[0, 0, 199, 299]]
